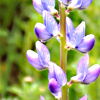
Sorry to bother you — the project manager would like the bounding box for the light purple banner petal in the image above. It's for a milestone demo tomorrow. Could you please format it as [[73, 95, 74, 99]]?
[[77, 54, 89, 76], [66, 17, 74, 42], [70, 21, 85, 46], [43, 11, 59, 37], [36, 41, 50, 67], [33, 0, 43, 14], [42, 0, 55, 7]]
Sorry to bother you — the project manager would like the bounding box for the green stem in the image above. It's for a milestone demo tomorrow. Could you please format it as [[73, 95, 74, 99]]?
[[59, 3, 69, 100]]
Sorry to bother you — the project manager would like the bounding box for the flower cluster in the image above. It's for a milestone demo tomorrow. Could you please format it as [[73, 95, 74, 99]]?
[[26, 0, 100, 100]]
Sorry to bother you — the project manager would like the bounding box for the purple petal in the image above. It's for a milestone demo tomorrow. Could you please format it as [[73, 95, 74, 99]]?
[[40, 95, 45, 100], [71, 54, 89, 82], [48, 62, 67, 86], [79, 94, 87, 100], [33, 0, 43, 14], [33, 0, 55, 14], [66, 17, 74, 42], [68, 0, 82, 9], [54, 65, 67, 86], [43, 11, 59, 37], [36, 41, 50, 67], [77, 54, 89, 75], [76, 34, 95, 53], [48, 62, 56, 80], [26, 50, 45, 70], [79, 0, 93, 10], [49, 78, 61, 94], [82, 64, 100, 84], [41, 0, 55, 7], [70, 21, 85, 47], [35, 23, 53, 42], [49, 78, 62, 99]]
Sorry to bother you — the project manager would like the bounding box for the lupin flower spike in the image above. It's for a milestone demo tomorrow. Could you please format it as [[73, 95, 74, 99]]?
[[35, 11, 59, 42], [48, 62, 67, 99], [26, 41, 50, 70], [71, 54, 100, 84], [79, 94, 87, 100], [40, 95, 45, 100], [33, 0, 57, 15], [65, 17, 95, 53], [59, 0, 93, 10]]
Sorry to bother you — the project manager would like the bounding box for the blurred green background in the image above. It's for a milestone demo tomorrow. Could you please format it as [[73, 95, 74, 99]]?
[[0, 0, 100, 100]]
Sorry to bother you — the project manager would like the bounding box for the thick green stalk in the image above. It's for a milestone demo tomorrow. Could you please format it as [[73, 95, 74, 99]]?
[[60, 3, 68, 100]]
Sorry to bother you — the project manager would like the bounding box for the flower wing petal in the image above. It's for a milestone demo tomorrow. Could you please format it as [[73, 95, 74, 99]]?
[[26, 50, 44, 70], [79, 0, 93, 10], [35, 23, 53, 42], [76, 34, 95, 53], [82, 64, 100, 84], [71, 54, 89, 82], [49, 78, 61, 94]]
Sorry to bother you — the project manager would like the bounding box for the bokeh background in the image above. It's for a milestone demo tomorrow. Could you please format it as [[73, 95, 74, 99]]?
[[0, 0, 100, 100]]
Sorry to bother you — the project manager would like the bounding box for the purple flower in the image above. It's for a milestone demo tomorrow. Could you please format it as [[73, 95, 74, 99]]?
[[68, 0, 93, 10], [59, 0, 93, 10], [33, 0, 57, 14], [26, 41, 50, 70], [79, 94, 87, 100], [71, 54, 100, 84], [48, 62, 67, 98], [35, 11, 59, 42], [40, 95, 45, 100], [65, 17, 95, 53]]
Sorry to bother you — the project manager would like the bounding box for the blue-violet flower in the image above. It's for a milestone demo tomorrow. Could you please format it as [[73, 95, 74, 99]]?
[[71, 54, 100, 84], [59, 0, 93, 10], [33, 0, 57, 15], [65, 17, 95, 53], [48, 62, 67, 98], [26, 41, 50, 70], [35, 11, 59, 42]]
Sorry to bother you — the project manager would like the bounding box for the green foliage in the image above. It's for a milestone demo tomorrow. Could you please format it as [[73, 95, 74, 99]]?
[[0, 0, 100, 100]]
